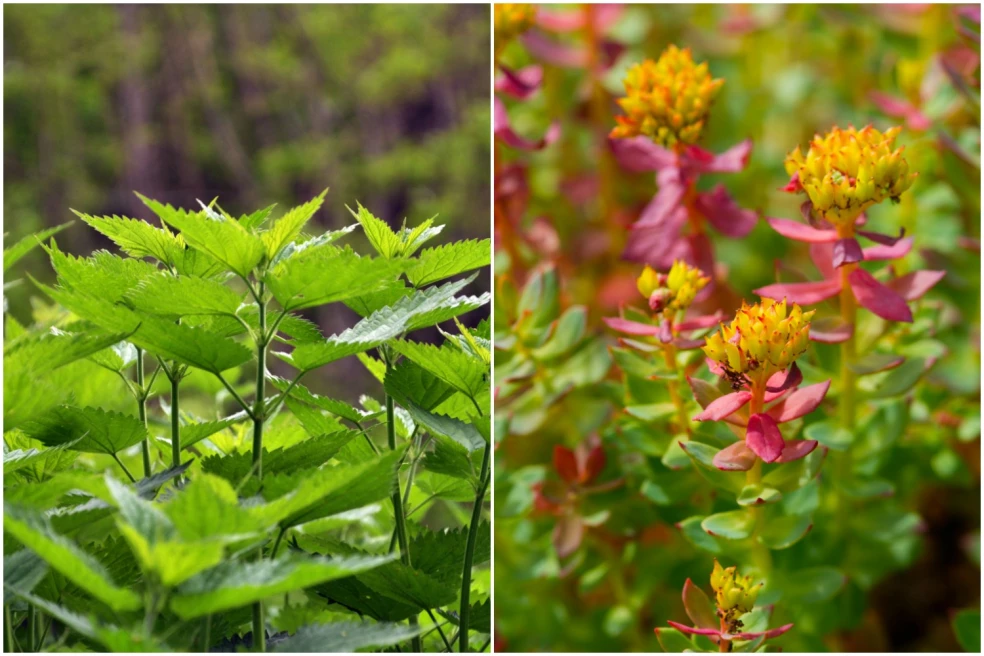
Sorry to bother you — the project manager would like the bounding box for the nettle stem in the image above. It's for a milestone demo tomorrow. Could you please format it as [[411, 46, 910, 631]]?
[[383, 358, 422, 653], [252, 281, 268, 654], [136, 347, 152, 478], [170, 373, 181, 473], [458, 442, 491, 653]]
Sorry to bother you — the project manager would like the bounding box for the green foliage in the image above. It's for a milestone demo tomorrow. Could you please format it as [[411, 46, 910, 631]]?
[[3, 190, 489, 653]]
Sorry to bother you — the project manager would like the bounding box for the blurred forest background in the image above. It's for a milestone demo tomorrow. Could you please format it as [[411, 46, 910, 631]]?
[[3, 3, 490, 398]]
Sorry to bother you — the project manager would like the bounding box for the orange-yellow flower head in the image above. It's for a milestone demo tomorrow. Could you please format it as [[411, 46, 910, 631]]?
[[784, 125, 917, 228], [611, 45, 724, 149], [637, 260, 710, 319], [703, 299, 813, 383], [711, 560, 760, 622], [494, 4, 536, 58]]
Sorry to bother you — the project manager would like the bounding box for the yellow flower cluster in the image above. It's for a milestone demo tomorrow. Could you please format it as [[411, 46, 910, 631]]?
[[494, 4, 536, 58], [703, 299, 813, 383], [784, 125, 916, 227], [711, 560, 761, 618], [611, 45, 725, 149], [637, 260, 710, 319]]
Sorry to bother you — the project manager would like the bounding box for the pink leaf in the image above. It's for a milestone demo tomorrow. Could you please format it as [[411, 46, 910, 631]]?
[[781, 171, 803, 193], [730, 624, 795, 641], [767, 380, 831, 423], [774, 440, 818, 463], [809, 243, 836, 280], [754, 278, 842, 305], [848, 268, 913, 322], [667, 621, 724, 638], [712, 440, 757, 471], [766, 217, 839, 243], [693, 185, 759, 238], [520, 31, 585, 67], [809, 317, 854, 343], [673, 337, 706, 350], [765, 362, 803, 393], [623, 207, 690, 268], [536, 4, 624, 32], [857, 228, 906, 246], [682, 579, 718, 630], [887, 270, 946, 301], [694, 391, 752, 421], [602, 316, 663, 336], [635, 169, 688, 227], [494, 97, 560, 151], [682, 139, 752, 174], [863, 237, 913, 261], [832, 238, 864, 268], [608, 136, 678, 173], [677, 312, 723, 331], [746, 413, 785, 463], [495, 65, 544, 100]]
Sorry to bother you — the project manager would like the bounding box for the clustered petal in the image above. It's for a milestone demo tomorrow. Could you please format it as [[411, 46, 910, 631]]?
[[611, 45, 725, 149], [783, 125, 917, 228], [703, 299, 814, 384], [637, 260, 710, 318]]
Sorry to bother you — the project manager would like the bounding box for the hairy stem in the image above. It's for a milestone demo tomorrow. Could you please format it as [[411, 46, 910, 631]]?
[[252, 283, 268, 653], [458, 443, 491, 653], [136, 347, 152, 478], [5, 605, 16, 653], [170, 374, 181, 474], [385, 384, 422, 652]]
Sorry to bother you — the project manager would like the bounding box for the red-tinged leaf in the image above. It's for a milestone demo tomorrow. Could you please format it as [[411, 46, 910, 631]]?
[[863, 237, 913, 261], [535, 4, 623, 32], [809, 243, 836, 280], [602, 316, 663, 336], [694, 391, 752, 422], [849, 353, 905, 375], [809, 317, 854, 343], [754, 278, 842, 305], [658, 320, 673, 344], [848, 268, 913, 322], [857, 228, 906, 246], [608, 136, 678, 173], [781, 171, 803, 193], [712, 441, 757, 471], [666, 621, 724, 638], [673, 337, 706, 350], [832, 238, 864, 268], [682, 579, 718, 630], [495, 65, 543, 100], [768, 380, 831, 423], [532, 483, 563, 514], [494, 97, 559, 151], [887, 270, 946, 301], [746, 414, 785, 463], [552, 513, 584, 558], [765, 362, 803, 393], [693, 185, 758, 238], [553, 445, 579, 484], [520, 30, 585, 67], [682, 139, 752, 174], [774, 440, 818, 463], [677, 312, 723, 331], [582, 445, 606, 484], [706, 358, 727, 377], [869, 91, 931, 131], [623, 207, 690, 269], [766, 217, 839, 243], [730, 623, 795, 641], [635, 169, 688, 228]]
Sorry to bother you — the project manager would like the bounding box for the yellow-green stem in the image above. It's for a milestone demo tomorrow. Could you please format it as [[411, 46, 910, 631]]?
[[746, 383, 772, 576], [252, 282, 267, 653], [662, 343, 691, 436], [136, 347, 151, 478]]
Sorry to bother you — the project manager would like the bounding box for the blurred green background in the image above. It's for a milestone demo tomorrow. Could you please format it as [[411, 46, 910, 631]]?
[[4, 3, 490, 398], [495, 3, 980, 653]]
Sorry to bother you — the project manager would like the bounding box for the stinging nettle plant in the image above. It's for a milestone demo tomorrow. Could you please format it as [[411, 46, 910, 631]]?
[[3, 190, 492, 653]]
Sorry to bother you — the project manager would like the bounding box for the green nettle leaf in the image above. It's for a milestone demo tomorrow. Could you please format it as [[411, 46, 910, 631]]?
[[4, 439, 80, 478], [236, 203, 277, 231], [350, 203, 444, 259], [46, 242, 161, 301], [74, 211, 182, 266], [23, 405, 148, 456], [384, 359, 455, 411], [405, 402, 485, 451], [265, 245, 404, 311], [4, 221, 72, 273], [3, 549, 49, 595], [177, 411, 249, 449], [88, 339, 138, 372], [344, 279, 411, 317], [388, 340, 488, 400], [139, 194, 266, 278], [126, 272, 245, 317], [406, 238, 492, 287], [272, 620, 424, 653], [38, 284, 252, 374], [170, 553, 393, 619], [5, 326, 132, 376], [162, 474, 271, 542], [267, 375, 367, 423], [202, 430, 359, 483], [3, 506, 142, 611], [260, 189, 328, 259]]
